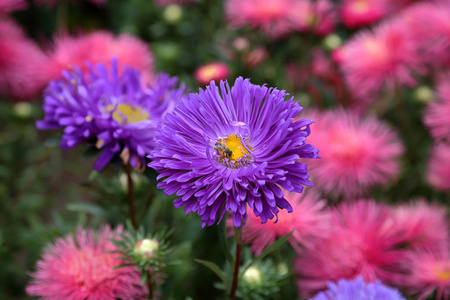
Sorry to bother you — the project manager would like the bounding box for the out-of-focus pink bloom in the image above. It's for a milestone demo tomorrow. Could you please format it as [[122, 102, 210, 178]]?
[[194, 62, 230, 85], [401, 2, 450, 67], [154, 0, 195, 6], [295, 200, 405, 297], [393, 200, 449, 253], [0, 19, 49, 101], [225, 0, 297, 39], [0, 0, 27, 14], [46, 31, 154, 84], [26, 226, 148, 299], [243, 47, 269, 69], [400, 251, 450, 300], [290, 0, 336, 36], [427, 142, 450, 191], [340, 0, 391, 28], [338, 20, 423, 101], [424, 77, 450, 140], [302, 109, 404, 198], [229, 189, 329, 255], [311, 48, 334, 80]]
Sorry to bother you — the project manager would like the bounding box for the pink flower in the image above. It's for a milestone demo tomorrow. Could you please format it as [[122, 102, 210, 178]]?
[[400, 2, 450, 67], [230, 189, 329, 255], [27, 226, 148, 300], [400, 250, 450, 300], [426, 142, 450, 191], [0, 0, 27, 14], [340, 0, 390, 28], [46, 31, 154, 84], [295, 200, 406, 297], [290, 0, 336, 36], [225, 0, 297, 39], [392, 200, 449, 253], [243, 47, 268, 69], [302, 109, 404, 198], [0, 19, 49, 101], [194, 62, 230, 85], [424, 77, 450, 140], [338, 20, 423, 101]]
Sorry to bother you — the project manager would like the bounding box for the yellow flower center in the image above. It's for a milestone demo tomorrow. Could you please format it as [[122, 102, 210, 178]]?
[[200, 65, 219, 80], [215, 134, 252, 168], [435, 264, 450, 281], [105, 103, 149, 124]]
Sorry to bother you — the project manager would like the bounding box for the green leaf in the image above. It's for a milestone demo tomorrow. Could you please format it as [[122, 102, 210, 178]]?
[[88, 170, 99, 181], [66, 203, 106, 216], [194, 259, 228, 288], [113, 263, 136, 270], [242, 230, 294, 273]]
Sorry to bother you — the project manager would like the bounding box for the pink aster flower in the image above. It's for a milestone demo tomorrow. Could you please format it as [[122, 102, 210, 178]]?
[[400, 250, 450, 300], [46, 31, 154, 84], [290, 0, 336, 36], [424, 77, 450, 140], [0, 19, 49, 101], [225, 0, 297, 39], [392, 200, 449, 253], [302, 109, 404, 198], [229, 189, 329, 255], [340, 0, 391, 28], [194, 62, 230, 86], [400, 2, 450, 67], [295, 200, 406, 297], [426, 142, 450, 191], [338, 19, 423, 101], [0, 0, 27, 14], [27, 226, 149, 300]]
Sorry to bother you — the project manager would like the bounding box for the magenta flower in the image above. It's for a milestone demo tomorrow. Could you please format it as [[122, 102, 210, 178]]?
[[290, 0, 337, 36], [194, 62, 230, 86], [426, 142, 450, 191], [27, 226, 149, 300], [46, 31, 154, 84], [424, 77, 450, 140], [295, 200, 406, 297], [229, 189, 329, 255], [0, 0, 27, 14], [302, 109, 403, 198], [0, 19, 49, 101], [337, 19, 423, 101], [340, 0, 391, 28]]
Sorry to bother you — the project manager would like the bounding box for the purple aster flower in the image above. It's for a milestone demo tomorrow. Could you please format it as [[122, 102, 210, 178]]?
[[310, 276, 405, 300], [37, 58, 185, 171], [148, 77, 318, 227]]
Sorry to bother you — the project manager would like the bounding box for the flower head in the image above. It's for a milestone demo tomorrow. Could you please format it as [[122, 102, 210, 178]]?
[[149, 77, 318, 227], [400, 251, 450, 300], [225, 0, 297, 39], [392, 200, 449, 253], [340, 0, 391, 28], [0, 0, 27, 14], [426, 142, 450, 191], [26, 226, 148, 299], [310, 276, 405, 300], [0, 19, 49, 101], [291, 0, 337, 36], [194, 62, 230, 86], [295, 200, 406, 297], [302, 109, 403, 198], [231, 189, 329, 255], [338, 20, 422, 101], [46, 31, 154, 84], [424, 77, 450, 140], [37, 59, 185, 171]]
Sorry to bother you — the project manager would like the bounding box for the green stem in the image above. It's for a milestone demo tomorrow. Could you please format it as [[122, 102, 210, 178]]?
[[124, 163, 138, 230], [230, 226, 242, 300]]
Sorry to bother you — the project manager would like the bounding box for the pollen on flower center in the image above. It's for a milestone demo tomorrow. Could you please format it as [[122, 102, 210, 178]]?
[[435, 264, 450, 281], [105, 103, 149, 124], [352, 0, 369, 14], [213, 134, 253, 168]]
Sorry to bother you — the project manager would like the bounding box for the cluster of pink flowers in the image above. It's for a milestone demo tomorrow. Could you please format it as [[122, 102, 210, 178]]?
[[293, 199, 450, 299], [225, 0, 336, 39]]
